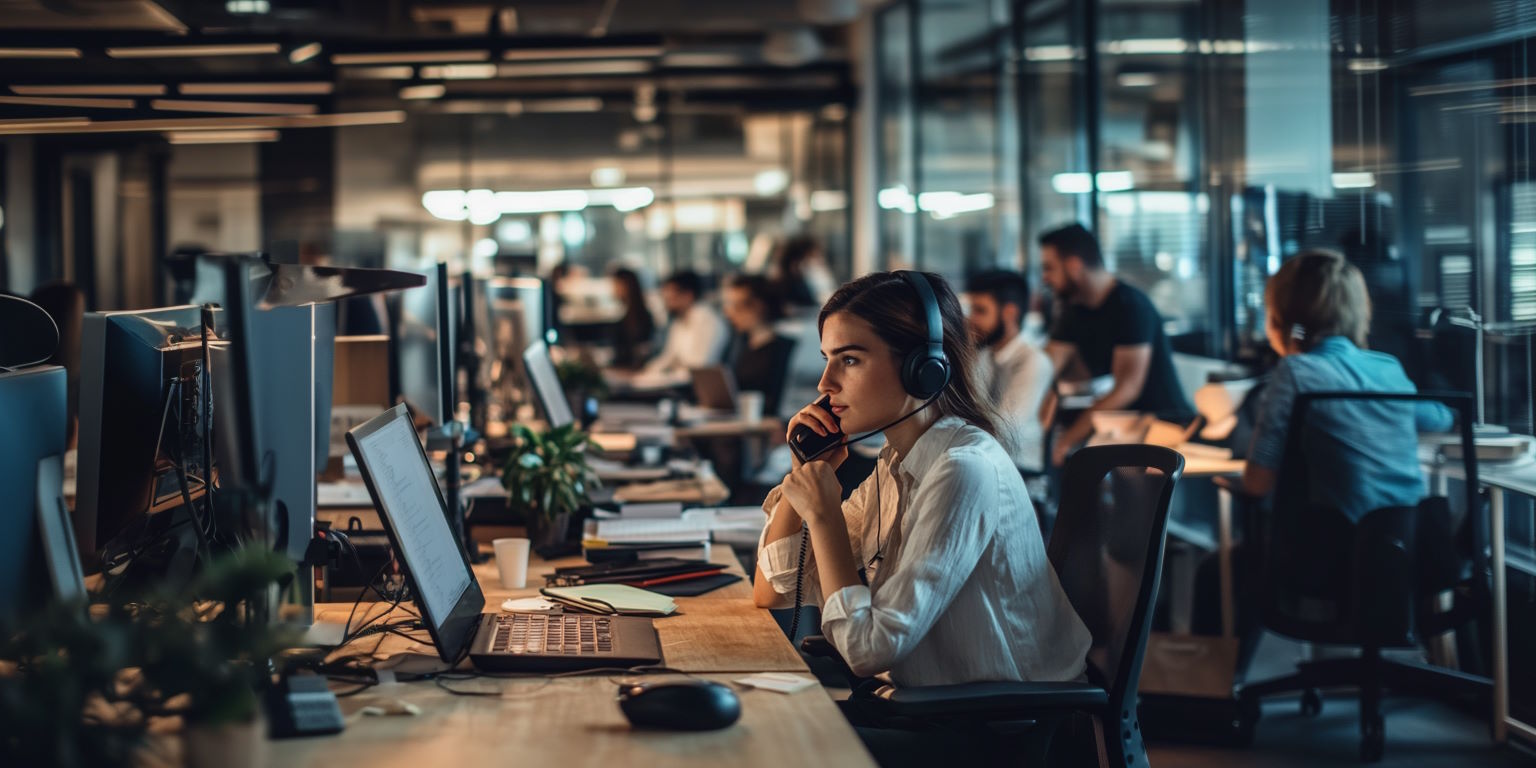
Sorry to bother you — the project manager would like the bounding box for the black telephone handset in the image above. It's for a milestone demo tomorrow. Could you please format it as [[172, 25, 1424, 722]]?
[[788, 396, 844, 464]]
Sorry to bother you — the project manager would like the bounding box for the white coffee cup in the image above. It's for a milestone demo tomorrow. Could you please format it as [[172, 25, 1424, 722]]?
[[493, 537, 531, 589], [738, 390, 765, 423]]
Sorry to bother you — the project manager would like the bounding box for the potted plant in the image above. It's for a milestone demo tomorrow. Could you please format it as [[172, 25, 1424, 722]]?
[[0, 546, 297, 768], [501, 423, 602, 551]]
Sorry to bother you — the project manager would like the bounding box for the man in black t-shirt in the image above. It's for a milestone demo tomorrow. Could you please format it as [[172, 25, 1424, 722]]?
[[1039, 224, 1194, 465]]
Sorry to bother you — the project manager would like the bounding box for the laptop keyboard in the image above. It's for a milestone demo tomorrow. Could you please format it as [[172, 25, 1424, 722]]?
[[491, 613, 614, 655]]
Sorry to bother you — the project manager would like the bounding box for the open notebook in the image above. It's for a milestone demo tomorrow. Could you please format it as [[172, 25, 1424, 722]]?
[[539, 584, 678, 617]]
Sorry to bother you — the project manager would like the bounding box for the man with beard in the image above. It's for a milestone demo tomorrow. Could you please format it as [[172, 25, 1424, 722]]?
[[639, 270, 729, 379], [964, 270, 1052, 473], [1040, 224, 1194, 466]]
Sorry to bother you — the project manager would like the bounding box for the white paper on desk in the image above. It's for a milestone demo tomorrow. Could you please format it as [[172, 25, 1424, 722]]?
[[734, 673, 817, 694], [621, 502, 684, 519], [502, 597, 561, 612]]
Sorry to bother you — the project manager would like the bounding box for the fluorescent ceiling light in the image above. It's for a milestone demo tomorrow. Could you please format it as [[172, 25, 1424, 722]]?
[[0, 111, 405, 135], [13, 84, 166, 96], [1050, 171, 1135, 194], [180, 82, 333, 95], [503, 46, 662, 61], [496, 60, 651, 77], [422, 186, 654, 221], [591, 166, 626, 187], [1347, 58, 1388, 74], [419, 64, 498, 80], [1104, 38, 1189, 55], [166, 129, 279, 144], [0, 95, 133, 109], [340, 66, 414, 80], [331, 50, 488, 65], [810, 190, 847, 212], [107, 43, 281, 59], [225, 0, 270, 12], [399, 84, 446, 100], [1117, 72, 1157, 88], [1024, 45, 1075, 62], [152, 99, 318, 115], [0, 48, 81, 59], [522, 98, 602, 113], [289, 42, 322, 63], [1331, 172, 1376, 189], [754, 169, 790, 196], [662, 52, 745, 67], [920, 192, 994, 219]]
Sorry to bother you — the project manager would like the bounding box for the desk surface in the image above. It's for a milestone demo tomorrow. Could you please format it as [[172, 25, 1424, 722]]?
[[282, 546, 867, 767]]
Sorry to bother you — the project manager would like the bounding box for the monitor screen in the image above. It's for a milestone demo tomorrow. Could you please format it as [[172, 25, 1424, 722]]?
[[396, 267, 442, 426], [522, 340, 573, 429], [351, 409, 473, 634]]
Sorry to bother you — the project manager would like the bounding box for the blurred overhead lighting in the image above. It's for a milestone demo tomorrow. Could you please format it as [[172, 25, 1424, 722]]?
[[340, 66, 414, 79], [591, 167, 626, 187], [662, 51, 744, 67], [876, 186, 993, 218], [810, 190, 847, 212], [523, 98, 602, 113], [180, 82, 333, 95], [1347, 58, 1388, 73], [496, 60, 651, 77], [399, 84, 447, 100], [1024, 45, 1076, 61], [763, 28, 822, 67], [107, 43, 281, 58], [1331, 172, 1376, 189], [0, 117, 90, 130], [421, 186, 655, 220], [13, 84, 165, 96], [754, 169, 790, 196], [419, 63, 498, 80], [1116, 72, 1157, 88], [225, 0, 270, 13], [503, 46, 662, 61], [289, 42, 323, 64], [0, 95, 133, 109], [0, 111, 404, 135], [165, 129, 278, 144], [820, 103, 847, 121], [1050, 171, 1135, 194], [332, 50, 488, 65], [0, 48, 81, 59], [1103, 38, 1188, 55], [151, 99, 317, 115]]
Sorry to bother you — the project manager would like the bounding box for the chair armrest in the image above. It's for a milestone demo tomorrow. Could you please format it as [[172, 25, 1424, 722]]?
[[861, 680, 1109, 718]]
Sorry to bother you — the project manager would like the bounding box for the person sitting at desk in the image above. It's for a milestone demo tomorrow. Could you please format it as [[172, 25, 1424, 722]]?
[[609, 268, 656, 369], [1040, 223, 1195, 465], [721, 274, 796, 416], [637, 270, 728, 380], [1227, 248, 1452, 506], [964, 269, 1053, 473], [752, 271, 1090, 698]]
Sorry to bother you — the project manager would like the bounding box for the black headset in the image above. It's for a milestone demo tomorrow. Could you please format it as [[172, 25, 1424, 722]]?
[[895, 270, 952, 400]]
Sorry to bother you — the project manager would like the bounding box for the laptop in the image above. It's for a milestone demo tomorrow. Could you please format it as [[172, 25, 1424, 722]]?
[[346, 404, 663, 672], [689, 366, 738, 412]]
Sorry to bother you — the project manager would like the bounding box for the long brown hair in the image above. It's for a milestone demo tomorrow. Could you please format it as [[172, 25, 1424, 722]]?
[[818, 271, 1002, 440]]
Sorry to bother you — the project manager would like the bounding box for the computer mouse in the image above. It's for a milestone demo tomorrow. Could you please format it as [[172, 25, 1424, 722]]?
[[616, 680, 741, 731]]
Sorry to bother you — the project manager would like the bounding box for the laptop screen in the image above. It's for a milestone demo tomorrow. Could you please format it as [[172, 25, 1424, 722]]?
[[350, 408, 474, 634], [522, 340, 574, 429]]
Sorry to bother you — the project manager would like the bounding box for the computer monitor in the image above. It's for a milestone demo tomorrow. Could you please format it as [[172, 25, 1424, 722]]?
[[394, 266, 445, 425], [485, 276, 549, 415], [0, 366, 85, 624], [76, 306, 223, 571], [522, 340, 574, 429]]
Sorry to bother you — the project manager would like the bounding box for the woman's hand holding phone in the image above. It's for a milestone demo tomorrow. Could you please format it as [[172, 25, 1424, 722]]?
[[787, 397, 847, 469]]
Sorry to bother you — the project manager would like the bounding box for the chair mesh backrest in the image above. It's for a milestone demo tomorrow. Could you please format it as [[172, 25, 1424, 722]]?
[[1048, 445, 1183, 701]]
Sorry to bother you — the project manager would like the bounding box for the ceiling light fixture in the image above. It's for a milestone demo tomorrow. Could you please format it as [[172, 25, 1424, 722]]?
[[339, 66, 414, 80], [180, 82, 333, 95], [13, 84, 166, 96], [418, 64, 498, 80], [0, 95, 134, 109], [502, 46, 663, 61], [0, 48, 82, 59], [399, 84, 447, 100], [522, 97, 603, 113], [0, 111, 404, 135], [106, 43, 282, 59], [331, 50, 489, 65], [496, 60, 651, 78], [166, 129, 279, 144], [288, 42, 323, 64], [151, 99, 319, 115]]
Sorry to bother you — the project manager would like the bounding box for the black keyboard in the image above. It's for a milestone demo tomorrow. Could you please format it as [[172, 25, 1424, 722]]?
[[491, 613, 614, 656]]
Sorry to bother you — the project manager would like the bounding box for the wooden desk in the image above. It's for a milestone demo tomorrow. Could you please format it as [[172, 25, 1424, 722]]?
[[271, 674, 873, 767], [283, 547, 870, 766]]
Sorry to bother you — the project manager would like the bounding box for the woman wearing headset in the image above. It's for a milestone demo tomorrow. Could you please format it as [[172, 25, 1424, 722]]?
[[753, 272, 1090, 696]]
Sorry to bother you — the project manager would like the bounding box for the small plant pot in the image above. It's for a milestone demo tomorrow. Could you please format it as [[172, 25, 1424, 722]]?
[[184, 715, 267, 768], [526, 509, 573, 551]]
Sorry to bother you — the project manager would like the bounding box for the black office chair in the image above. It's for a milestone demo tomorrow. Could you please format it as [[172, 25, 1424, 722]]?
[[1236, 391, 1492, 762], [802, 444, 1184, 766]]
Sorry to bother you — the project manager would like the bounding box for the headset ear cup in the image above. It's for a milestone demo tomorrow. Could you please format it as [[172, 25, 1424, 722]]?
[[902, 349, 951, 400]]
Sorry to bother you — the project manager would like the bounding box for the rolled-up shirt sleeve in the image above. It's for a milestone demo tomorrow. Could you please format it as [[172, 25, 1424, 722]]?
[[756, 474, 873, 602], [1247, 365, 1298, 470], [820, 448, 998, 678]]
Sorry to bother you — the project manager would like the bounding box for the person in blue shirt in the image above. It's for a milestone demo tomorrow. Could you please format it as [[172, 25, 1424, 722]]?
[[1229, 249, 1452, 519]]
